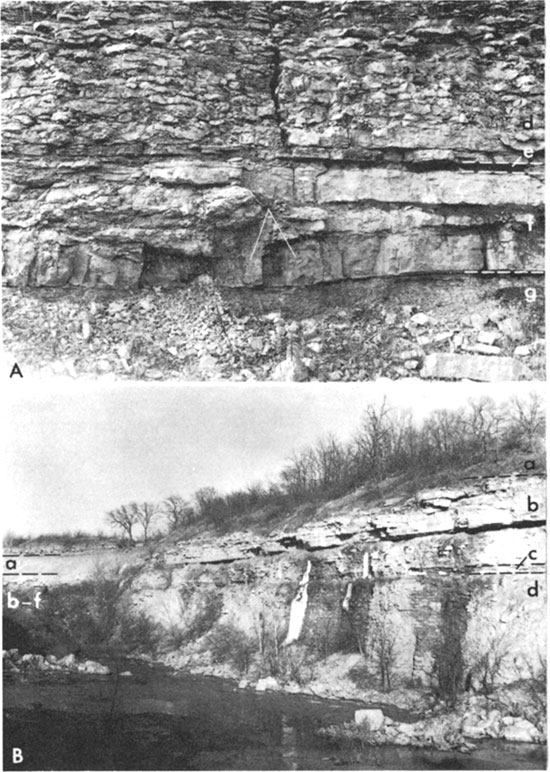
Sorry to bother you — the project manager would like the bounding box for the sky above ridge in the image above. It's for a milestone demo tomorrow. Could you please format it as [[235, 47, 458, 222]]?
[[2, 380, 540, 536]]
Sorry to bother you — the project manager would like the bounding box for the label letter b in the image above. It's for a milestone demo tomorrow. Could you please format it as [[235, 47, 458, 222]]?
[[527, 496, 539, 513]]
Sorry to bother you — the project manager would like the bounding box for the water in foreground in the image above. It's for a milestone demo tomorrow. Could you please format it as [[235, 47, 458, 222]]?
[[3, 663, 546, 771]]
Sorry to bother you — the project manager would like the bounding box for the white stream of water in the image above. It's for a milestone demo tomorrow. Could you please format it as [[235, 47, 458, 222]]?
[[342, 582, 353, 611], [283, 560, 312, 645]]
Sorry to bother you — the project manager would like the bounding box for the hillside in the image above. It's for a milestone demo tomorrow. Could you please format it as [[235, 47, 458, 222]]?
[[5, 465, 545, 702], [4, 473, 547, 755]]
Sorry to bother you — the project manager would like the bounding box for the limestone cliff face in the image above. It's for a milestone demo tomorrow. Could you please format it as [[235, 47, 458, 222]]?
[[4, 475, 545, 691], [2, 1, 544, 289], [125, 474, 546, 689]]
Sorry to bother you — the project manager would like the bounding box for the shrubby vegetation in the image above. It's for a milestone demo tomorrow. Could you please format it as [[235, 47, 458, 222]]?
[[163, 589, 224, 652], [207, 622, 257, 674], [204, 618, 317, 685], [167, 392, 545, 532], [8, 565, 158, 657], [3, 530, 117, 549], [277, 392, 544, 503], [5, 392, 543, 547]]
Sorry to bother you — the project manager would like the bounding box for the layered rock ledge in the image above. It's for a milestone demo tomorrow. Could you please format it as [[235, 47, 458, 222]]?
[[1, 1, 544, 288], [4, 473, 546, 754]]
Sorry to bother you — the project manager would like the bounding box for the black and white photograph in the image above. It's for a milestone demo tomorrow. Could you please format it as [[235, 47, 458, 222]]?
[[2, 382, 547, 770], [1, 0, 545, 382], [1, 0, 547, 770]]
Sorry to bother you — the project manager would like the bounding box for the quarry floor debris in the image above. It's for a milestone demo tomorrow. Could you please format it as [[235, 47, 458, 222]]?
[[4, 278, 545, 381]]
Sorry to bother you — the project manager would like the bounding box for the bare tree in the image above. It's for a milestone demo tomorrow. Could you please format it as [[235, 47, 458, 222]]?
[[106, 505, 138, 544], [134, 502, 158, 542], [280, 448, 316, 500], [354, 398, 394, 480], [163, 494, 192, 530], [194, 486, 219, 518], [507, 392, 545, 451], [245, 482, 266, 507], [463, 593, 517, 705], [519, 651, 547, 721], [466, 396, 503, 460], [423, 408, 468, 459], [314, 434, 349, 492], [369, 617, 397, 691]]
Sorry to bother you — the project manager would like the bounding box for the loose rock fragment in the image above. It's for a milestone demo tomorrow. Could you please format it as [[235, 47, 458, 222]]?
[[355, 709, 385, 730], [271, 356, 309, 382], [421, 353, 533, 381]]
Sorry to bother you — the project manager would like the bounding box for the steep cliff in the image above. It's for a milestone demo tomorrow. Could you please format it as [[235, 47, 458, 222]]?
[[125, 474, 546, 695], [6, 473, 545, 701], [2, 1, 544, 289]]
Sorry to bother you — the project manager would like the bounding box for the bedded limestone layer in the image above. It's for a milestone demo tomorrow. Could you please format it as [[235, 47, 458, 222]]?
[[132, 475, 546, 688], [1, 1, 544, 288], [7, 476, 544, 688]]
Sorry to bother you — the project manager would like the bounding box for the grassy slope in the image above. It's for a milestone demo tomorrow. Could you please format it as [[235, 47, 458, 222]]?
[[4, 448, 544, 554]]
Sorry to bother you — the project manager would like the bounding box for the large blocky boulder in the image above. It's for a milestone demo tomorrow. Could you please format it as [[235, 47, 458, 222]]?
[[355, 709, 385, 731], [420, 353, 533, 381]]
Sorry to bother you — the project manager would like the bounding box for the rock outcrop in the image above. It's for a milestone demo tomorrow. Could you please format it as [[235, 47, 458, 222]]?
[[345, 702, 545, 748], [7, 474, 544, 693], [2, 1, 544, 288], [135, 474, 545, 690], [3, 649, 111, 675]]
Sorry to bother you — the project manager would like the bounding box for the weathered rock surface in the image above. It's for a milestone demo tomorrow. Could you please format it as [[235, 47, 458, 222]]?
[[501, 718, 541, 743], [255, 676, 281, 692], [271, 354, 310, 382], [372, 709, 543, 748], [1, 1, 544, 288], [317, 170, 543, 207], [155, 476, 543, 560], [6, 476, 544, 694], [3, 649, 111, 676], [145, 475, 546, 690], [421, 352, 533, 381], [78, 659, 112, 675], [355, 708, 385, 730]]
